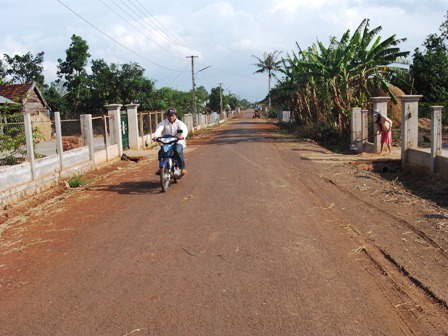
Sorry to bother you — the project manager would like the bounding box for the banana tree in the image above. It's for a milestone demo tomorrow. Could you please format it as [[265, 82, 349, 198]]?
[[349, 19, 411, 107], [277, 18, 412, 134]]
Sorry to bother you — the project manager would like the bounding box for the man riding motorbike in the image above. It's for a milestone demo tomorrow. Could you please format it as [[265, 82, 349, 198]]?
[[153, 107, 189, 176]]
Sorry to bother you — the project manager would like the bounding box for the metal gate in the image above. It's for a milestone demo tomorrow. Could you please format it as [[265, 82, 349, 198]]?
[[120, 110, 129, 150]]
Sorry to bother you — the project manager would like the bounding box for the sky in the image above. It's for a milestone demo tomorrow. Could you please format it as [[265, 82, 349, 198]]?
[[0, 0, 447, 103]]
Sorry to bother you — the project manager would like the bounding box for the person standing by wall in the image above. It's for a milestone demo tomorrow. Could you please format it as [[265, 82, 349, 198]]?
[[374, 111, 393, 155]]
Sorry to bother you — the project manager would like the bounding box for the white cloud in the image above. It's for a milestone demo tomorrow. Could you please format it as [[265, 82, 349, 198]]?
[[272, 0, 332, 11], [0, 0, 445, 102]]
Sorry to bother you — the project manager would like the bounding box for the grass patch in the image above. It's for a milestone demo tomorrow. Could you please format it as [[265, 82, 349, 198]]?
[[67, 176, 85, 188]]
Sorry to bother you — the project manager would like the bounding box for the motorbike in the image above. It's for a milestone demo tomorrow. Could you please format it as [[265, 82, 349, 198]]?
[[156, 132, 183, 192], [253, 110, 260, 118]]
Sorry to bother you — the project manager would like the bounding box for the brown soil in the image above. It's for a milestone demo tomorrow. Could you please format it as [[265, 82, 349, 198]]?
[[1, 112, 447, 335]]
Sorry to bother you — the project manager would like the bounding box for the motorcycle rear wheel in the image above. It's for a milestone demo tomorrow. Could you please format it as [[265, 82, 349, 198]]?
[[160, 166, 170, 192]]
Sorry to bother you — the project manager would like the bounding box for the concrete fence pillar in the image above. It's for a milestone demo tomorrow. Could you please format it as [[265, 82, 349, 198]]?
[[399, 95, 423, 168], [361, 109, 369, 147], [125, 104, 140, 150], [350, 107, 361, 143], [24, 111, 35, 180], [371, 96, 391, 153], [54, 112, 64, 169], [105, 104, 123, 156], [80, 114, 95, 164], [430, 106, 443, 174], [350, 108, 370, 153]]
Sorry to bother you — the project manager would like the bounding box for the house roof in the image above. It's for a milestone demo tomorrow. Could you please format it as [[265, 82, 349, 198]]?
[[0, 95, 14, 104], [0, 82, 49, 109]]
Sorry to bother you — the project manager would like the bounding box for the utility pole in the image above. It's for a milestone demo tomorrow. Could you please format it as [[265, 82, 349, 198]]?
[[187, 55, 198, 129], [219, 82, 223, 114]]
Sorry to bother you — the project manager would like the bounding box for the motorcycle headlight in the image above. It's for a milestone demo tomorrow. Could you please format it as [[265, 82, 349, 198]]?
[[158, 136, 177, 144]]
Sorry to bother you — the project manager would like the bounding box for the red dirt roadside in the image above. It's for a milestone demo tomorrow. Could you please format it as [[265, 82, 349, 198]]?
[[0, 112, 447, 335]]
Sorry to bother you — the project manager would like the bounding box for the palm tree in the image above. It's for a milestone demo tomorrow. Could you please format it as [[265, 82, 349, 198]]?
[[252, 51, 283, 110]]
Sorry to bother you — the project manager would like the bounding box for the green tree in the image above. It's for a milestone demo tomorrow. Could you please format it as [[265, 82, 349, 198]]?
[[44, 81, 70, 118], [132, 78, 155, 110], [0, 102, 44, 164], [0, 59, 5, 83], [239, 98, 251, 108], [171, 90, 192, 117], [410, 11, 448, 123], [278, 19, 410, 134], [87, 60, 155, 110], [2, 52, 45, 87], [117, 62, 153, 106], [88, 59, 118, 109], [195, 85, 209, 113], [147, 87, 190, 117], [208, 86, 224, 112], [227, 93, 239, 110], [150, 87, 175, 111], [57, 34, 91, 115], [252, 50, 283, 110]]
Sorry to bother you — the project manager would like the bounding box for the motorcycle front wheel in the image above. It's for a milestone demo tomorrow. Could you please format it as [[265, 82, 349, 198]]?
[[160, 166, 170, 192]]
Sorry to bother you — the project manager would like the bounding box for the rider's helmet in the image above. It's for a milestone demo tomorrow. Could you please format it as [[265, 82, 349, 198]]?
[[166, 107, 177, 116]]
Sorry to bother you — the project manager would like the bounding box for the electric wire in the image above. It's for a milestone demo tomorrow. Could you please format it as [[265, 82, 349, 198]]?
[[132, 0, 192, 56], [113, 1, 267, 95], [211, 66, 267, 82], [57, 0, 184, 72], [57, 0, 266, 100], [164, 64, 191, 88], [102, 0, 185, 60], [121, 0, 193, 57]]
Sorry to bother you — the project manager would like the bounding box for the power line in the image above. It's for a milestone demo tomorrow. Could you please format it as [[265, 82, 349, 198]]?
[[101, 0, 184, 60], [57, 0, 185, 72], [159, 64, 190, 87], [211, 66, 268, 82], [125, 0, 193, 57]]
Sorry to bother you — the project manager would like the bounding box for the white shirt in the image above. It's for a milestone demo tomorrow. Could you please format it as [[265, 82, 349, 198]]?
[[154, 118, 189, 147]]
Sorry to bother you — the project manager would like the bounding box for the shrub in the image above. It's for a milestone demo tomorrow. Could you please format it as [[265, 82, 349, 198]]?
[[67, 176, 84, 188], [268, 109, 278, 118]]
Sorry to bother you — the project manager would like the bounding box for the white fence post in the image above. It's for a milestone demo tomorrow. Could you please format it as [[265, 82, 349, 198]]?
[[361, 109, 368, 147], [80, 114, 95, 165], [125, 104, 140, 150], [24, 111, 35, 180], [371, 97, 391, 153], [350, 107, 361, 143], [400, 95, 423, 168], [54, 112, 64, 170], [105, 104, 123, 156], [430, 106, 443, 174]]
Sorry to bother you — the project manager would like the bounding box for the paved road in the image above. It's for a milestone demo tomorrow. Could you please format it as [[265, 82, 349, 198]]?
[[1, 111, 447, 335]]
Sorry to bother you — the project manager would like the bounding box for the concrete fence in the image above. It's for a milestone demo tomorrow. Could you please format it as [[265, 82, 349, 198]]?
[[0, 105, 233, 207], [351, 95, 447, 180]]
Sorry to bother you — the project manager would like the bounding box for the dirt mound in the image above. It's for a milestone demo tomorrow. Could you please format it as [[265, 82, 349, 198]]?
[[388, 86, 404, 125], [369, 85, 404, 126], [419, 117, 432, 130]]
